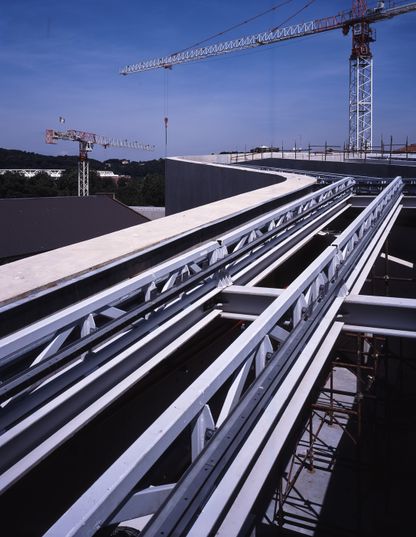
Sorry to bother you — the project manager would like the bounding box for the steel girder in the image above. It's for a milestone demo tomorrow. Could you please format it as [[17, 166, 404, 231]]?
[[342, 294, 416, 333]]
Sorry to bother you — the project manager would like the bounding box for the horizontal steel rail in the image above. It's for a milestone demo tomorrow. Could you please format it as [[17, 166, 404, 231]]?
[[43, 178, 402, 536]]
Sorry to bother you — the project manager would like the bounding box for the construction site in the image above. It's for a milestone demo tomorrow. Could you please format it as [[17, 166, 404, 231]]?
[[0, 1, 415, 536]]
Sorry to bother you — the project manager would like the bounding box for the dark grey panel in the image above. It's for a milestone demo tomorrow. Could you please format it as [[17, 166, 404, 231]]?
[[166, 160, 285, 215], [0, 195, 148, 260]]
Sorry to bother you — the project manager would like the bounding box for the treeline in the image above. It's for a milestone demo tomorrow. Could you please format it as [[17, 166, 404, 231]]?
[[0, 148, 102, 170], [0, 148, 165, 206], [0, 169, 164, 206]]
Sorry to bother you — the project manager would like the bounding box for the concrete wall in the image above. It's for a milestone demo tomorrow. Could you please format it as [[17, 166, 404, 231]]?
[[166, 158, 286, 214]]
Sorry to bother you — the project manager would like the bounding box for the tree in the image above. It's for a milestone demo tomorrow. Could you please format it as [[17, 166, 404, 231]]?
[[0, 171, 57, 198], [89, 170, 115, 194], [141, 173, 164, 206], [56, 169, 78, 195], [27, 173, 58, 197], [116, 178, 142, 205]]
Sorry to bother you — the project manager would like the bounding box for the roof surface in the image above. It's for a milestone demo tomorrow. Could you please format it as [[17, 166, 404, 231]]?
[[0, 195, 148, 260]]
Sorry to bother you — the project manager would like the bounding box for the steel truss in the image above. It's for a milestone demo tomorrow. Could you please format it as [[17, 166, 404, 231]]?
[[0, 179, 354, 491], [349, 56, 373, 151], [78, 144, 89, 197], [37, 178, 403, 536], [0, 176, 409, 537]]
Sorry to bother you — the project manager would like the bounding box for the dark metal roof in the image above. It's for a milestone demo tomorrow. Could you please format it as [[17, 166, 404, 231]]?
[[0, 195, 149, 261]]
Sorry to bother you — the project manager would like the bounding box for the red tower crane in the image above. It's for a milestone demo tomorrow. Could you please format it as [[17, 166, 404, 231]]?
[[120, 1, 416, 151], [45, 129, 155, 196]]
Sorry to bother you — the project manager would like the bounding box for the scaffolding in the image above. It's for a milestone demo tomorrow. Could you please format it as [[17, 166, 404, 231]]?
[[265, 332, 385, 535]]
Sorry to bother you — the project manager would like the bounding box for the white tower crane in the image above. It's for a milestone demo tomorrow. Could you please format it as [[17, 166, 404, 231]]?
[[120, 1, 416, 151], [45, 129, 155, 196]]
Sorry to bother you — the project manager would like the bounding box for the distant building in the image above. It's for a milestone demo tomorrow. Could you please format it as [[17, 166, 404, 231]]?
[[97, 170, 130, 185], [0, 169, 64, 178], [0, 169, 130, 185]]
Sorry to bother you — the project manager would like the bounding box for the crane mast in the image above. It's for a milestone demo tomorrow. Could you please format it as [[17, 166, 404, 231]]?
[[45, 129, 155, 197], [120, 1, 416, 151], [349, 0, 374, 150]]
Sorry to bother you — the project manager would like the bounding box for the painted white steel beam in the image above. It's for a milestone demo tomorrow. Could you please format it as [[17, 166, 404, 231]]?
[[109, 484, 175, 524], [220, 286, 283, 317], [191, 405, 215, 461], [342, 294, 416, 332], [343, 324, 416, 339], [380, 252, 414, 269]]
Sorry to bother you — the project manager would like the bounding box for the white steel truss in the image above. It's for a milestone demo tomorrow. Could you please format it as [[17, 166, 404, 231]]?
[[349, 56, 373, 151], [78, 159, 89, 197], [42, 179, 403, 537]]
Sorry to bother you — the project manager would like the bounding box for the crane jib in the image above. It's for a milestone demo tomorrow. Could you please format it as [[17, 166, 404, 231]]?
[[119, 2, 416, 74]]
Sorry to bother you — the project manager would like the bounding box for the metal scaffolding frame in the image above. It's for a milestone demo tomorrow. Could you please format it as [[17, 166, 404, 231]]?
[[269, 331, 385, 535]]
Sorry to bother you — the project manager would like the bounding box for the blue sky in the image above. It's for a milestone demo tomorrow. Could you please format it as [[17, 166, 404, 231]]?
[[0, 0, 415, 160]]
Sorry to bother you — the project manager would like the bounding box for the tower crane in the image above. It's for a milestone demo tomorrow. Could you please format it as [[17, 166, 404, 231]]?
[[45, 128, 155, 196], [120, 0, 416, 151]]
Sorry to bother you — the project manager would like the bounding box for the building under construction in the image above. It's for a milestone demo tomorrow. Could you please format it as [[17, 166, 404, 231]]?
[[1, 0, 416, 535], [0, 150, 415, 536]]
